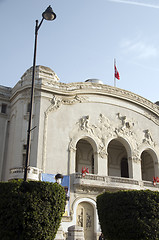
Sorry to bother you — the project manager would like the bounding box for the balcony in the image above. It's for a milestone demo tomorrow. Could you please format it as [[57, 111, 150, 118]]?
[[73, 173, 159, 192], [9, 167, 42, 181]]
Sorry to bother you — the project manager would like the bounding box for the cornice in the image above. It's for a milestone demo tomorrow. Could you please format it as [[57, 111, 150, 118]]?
[[9, 79, 159, 118], [0, 86, 12, 100], [40, 81, 159, 117]]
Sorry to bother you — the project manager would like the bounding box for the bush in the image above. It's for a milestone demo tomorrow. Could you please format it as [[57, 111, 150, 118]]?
[[96, 190, 159, 240], [0, 180, 66, 240]]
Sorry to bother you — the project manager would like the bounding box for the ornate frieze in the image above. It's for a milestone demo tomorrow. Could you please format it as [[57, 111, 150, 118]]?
[[69, 114, 112, 159], [69, 113, 158, 159], [39, 80, 159, 118]]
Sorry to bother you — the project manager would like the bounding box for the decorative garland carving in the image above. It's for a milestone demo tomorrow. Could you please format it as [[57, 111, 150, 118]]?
[[69, 113, 158, 161]]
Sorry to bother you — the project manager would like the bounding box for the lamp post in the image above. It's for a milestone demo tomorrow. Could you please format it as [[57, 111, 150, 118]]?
[[24, 6, 56, 181]]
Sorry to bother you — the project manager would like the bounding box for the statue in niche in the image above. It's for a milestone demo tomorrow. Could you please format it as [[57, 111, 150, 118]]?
[[86, 213, 91, 228], [77, 209, 83, 227]]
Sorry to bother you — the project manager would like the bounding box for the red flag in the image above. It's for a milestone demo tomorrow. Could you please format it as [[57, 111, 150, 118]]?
[[114, 64, 120, 80]]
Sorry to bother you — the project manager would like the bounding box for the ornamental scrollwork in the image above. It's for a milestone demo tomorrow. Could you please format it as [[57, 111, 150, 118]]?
[[45, 94, 87, 117]]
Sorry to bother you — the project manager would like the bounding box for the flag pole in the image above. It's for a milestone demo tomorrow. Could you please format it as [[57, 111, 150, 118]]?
[[114, 58, 116, 87]]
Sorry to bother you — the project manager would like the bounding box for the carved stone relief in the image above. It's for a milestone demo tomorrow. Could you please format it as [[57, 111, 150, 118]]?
[[79, 115, 90, 131], [115, 113, 135, 136], [69, 114, 111, 159], [143, 129, 156, 147], [86, 213, 91, 228], [77, 208, 83, 227], [45, 94, 87, 116], [69, 113, 158, 161]]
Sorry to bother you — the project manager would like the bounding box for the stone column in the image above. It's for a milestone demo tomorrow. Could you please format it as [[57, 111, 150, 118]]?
[[130, 157, 142, 180], [69, 148, 76, 174], [154, 161, 159, 178], [97, 153, 108, 176]]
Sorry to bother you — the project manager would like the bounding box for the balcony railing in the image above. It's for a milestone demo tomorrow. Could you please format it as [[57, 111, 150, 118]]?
[[9, 167, 42, 181], [73, 173, 159, 191]]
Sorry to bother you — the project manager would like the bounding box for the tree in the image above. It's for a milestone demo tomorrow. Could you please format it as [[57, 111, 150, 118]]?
[[97, 190, 159, 240], [0, 180, 66, 240]]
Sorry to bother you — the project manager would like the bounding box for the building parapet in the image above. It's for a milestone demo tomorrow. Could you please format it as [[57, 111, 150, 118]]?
[[9, 166, 42, 181], [73, 173, 159, 192]]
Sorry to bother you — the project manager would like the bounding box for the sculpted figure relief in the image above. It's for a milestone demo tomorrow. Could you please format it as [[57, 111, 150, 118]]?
[[93, 114, 115, 139], [70, 114, 111, 158], [98, 138, 108, 159], [99, 114, 112, 132], [80, 115, 90, 130], [116, 113, 135, 136], [50, 95, 62, 110], [69, 113, 157, 159], [143, 129, 155, 146]]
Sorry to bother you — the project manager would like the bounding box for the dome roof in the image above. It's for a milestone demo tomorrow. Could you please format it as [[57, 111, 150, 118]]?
[[155, 101, 159, 106], [21, 65, 59, 82], [85, 78, 103, 84]]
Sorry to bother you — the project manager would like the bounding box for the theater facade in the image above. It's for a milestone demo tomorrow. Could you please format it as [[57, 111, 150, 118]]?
[[1, 65, 159, 239]]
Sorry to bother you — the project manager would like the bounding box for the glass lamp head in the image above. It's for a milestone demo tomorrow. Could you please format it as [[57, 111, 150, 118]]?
[[42, 5, 56, 21]]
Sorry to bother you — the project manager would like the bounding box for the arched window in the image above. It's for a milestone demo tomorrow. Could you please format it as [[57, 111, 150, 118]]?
[[76, 139, 94, 174], [141, 151, 154, 181], [108, 139, 129, 178], [121, 158, 129, 178]]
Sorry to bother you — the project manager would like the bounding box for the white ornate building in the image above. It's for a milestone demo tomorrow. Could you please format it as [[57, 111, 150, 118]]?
[[1, 65, 159, 240]]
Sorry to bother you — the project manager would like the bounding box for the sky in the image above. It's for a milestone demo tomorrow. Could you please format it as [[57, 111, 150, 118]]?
[[0, 0, 159, 103]]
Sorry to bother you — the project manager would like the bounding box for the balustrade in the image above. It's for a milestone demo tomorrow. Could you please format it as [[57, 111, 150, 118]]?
[[73, 173, 158, 191]]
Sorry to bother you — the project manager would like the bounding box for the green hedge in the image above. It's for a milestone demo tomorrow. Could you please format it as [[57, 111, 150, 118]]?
[[97, 190, 159, 240], [0, 180, 66, 240]]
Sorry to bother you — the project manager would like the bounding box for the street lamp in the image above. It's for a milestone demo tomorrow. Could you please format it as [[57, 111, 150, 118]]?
[[24, 6, 56, 181]]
